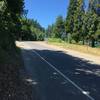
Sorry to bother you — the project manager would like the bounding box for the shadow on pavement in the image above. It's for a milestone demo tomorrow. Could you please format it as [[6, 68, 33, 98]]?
[[21, 48, 100, 100]]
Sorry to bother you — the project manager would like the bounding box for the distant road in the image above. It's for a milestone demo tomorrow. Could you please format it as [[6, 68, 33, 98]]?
[[18, 41, 100, 100]]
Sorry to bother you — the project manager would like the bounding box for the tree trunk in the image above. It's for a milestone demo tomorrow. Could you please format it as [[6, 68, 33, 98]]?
[[82, 37, 85, 45], [82, 40, 85, 45], [91, 38, 95, 47]]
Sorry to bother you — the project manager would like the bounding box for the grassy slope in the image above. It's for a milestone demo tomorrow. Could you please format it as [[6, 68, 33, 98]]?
[[48, 38, 100, 56]]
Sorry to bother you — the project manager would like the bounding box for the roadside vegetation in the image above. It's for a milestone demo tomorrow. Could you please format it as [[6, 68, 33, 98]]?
[[0, 0, 24, 63], [48, 38, 100, 56], [0, 0, 100, 98], [0, 0, 45, 64], [0, 0, 35, 98], [20, 18, 45, 41], [46, 0, 100, 48]]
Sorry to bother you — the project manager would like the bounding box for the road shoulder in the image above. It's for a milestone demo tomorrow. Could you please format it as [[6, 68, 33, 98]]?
[[34, 41, 100, 65]]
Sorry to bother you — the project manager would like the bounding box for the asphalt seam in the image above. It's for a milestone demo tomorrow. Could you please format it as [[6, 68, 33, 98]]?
[[31, 50, 95, 100]]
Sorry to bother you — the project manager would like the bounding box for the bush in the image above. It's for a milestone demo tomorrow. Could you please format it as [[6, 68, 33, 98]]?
[[48, 38, 63, 43]]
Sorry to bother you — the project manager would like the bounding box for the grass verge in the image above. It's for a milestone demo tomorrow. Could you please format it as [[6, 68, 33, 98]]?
[[48, 38, 100, 56]]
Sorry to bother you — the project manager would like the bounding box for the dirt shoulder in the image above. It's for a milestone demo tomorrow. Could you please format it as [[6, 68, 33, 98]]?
[[34, 41, 100, 65], [0, 46, 33, 100]]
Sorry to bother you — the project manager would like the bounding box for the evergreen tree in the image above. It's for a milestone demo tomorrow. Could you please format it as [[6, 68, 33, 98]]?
[[65, 0, 77, 34], [53, 15, 65, 38], [21, 18, 45, 41], [0, 0, 24, 50], [72, 0, 85, 43], [86, 0, 99, 47], [46, 25, 53, 37]]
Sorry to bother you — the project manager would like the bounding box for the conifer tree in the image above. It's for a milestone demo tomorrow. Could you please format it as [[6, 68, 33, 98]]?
[[65, 0, 77, 34]]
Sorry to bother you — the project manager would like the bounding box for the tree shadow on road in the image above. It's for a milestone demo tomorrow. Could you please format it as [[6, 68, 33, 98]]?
[[28, 49, 100, 100]]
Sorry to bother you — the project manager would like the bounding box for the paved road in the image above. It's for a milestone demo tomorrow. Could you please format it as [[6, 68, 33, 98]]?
[[19, 42, 100, 100]]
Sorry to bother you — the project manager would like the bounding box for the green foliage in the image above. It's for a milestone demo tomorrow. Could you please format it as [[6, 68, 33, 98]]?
[[20, 18, 45, 41], [46, 16, 65, 38], [53, 16, 65, 38], [0, 0, 24, 51], [0, 0, 24, 65], [6, 0, 24, 14], [46, 25, 54, 37], [46, 0, 100, 48], [64, 0, 100, 47], [74, 0, 85, 42], [48, 38, 63, 43], [65, 0, 77, 34]]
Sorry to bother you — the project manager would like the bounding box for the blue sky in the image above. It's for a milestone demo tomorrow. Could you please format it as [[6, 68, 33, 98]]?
[[24, 0, 88, 28], [24, 0, 69, 28]]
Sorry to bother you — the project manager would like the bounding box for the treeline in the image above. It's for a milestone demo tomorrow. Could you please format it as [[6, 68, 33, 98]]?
[[46, 0, 100, 47], [20, 18, 45, 41], [0, 0, 24, 51], [0, 0, 45, 52]]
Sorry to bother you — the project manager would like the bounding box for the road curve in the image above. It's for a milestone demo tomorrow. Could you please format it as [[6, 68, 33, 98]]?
[[18, 41, 100, 100]]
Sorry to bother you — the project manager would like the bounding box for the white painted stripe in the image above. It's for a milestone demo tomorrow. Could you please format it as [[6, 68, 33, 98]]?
[[32, 50, 95, 100]]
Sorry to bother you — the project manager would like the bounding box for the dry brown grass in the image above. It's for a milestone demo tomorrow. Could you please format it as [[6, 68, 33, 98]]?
[[48, 42, 100, 56]]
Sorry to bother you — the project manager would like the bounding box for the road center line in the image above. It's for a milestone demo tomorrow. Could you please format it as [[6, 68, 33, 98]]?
[[31, 49, 95, 100]]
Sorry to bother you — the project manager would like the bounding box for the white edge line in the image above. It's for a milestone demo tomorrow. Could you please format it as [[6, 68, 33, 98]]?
[[32, 50, 95, 100]]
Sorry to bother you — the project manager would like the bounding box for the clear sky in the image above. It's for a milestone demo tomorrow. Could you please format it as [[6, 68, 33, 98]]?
[[24, 0, 69, 28]]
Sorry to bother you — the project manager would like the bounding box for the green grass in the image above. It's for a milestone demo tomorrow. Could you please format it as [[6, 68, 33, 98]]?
[[48, 38, 64, 43], [48, 38, 100, 56]]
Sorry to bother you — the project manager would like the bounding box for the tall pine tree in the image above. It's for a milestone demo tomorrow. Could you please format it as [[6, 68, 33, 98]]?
[[72, 0, 85, 43], [53, 16, 65, 38], [65, 0, 77, 34]]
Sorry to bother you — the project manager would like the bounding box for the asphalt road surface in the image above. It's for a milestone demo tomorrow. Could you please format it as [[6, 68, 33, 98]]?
[[19, 42, 100, 100]]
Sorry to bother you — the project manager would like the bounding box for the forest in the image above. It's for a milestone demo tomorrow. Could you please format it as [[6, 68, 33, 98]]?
[[0, 0, 100, 63], [0, 0, 100, 99], [0, 0, 100, 56], [46, 0, 100, 47], [0, 0, 44, 54]]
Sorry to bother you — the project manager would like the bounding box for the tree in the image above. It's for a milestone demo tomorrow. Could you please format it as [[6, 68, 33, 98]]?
[[85, 0, 99, 47], [0, 0, 24, 50], [21, 18, 45, 41], [46, 25, 53, 37], [53, 16, 65, 38], [72, 0, 85, 43], [65, 0, 77, 34]]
